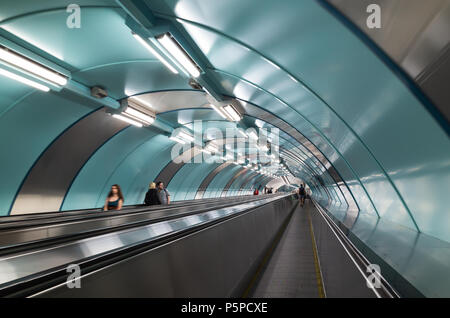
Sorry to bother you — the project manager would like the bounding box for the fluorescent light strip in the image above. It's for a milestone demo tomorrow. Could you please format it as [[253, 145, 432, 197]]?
[[112, 114, 143, 127], [222, 105, 241, 121], [206, 143, 219, 153], [237, 129, 248, 138], [247, 130, 259, 140], [124, 107, 155, 125], [133, 34, 178, 74], [157, 33, 200, 78], [178, 131, 194, 142], [0, 68, 49, 91], [170, 136, 186, 144], [210, 104, 227, 119], [0, 47, 67, 86]]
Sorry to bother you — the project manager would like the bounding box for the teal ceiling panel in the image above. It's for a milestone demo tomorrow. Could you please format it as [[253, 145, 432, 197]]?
[[74, 61, 191, 100], [0, 1, 116, 23], [0, 6, 141, 71], [0, 77, 34, 115], [0, 91, 96, 215]]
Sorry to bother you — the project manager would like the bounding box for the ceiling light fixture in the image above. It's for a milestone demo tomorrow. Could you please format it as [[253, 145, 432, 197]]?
[[156, 33, 201, 78], [124, 107, 155, 125], [222, 104, 242, 122], [247, 130, 259, 140], [112, 114, 143, 127], [210, 104, 227, 119], [170, 129, 194, 145], [0, 68, 49, 91], [0, 46, 67, 87], [133, 33, 178, 74]]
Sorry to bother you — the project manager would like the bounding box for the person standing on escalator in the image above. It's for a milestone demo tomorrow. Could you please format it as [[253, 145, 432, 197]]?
[[299, 184, 306, 206], [104, 184, 124, 211], [156, 181, 171, 205], [144, 182, 160, 206]]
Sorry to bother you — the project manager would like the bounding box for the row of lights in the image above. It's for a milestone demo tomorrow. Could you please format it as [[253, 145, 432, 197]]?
[[0, 29, 293, 183], [0, 45, 68, 92]]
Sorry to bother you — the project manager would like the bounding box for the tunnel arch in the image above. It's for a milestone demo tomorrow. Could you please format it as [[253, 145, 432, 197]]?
[[0, 0, 447, 266]]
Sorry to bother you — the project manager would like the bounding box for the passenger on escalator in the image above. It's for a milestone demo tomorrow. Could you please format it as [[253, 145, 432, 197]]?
[[144, 182, 160, 206], [299, 184, 306, 206], [156, 181, 171, 205], [103, 184, 124, 211]]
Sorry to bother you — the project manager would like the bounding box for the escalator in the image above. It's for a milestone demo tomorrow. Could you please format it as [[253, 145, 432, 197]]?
[[0, 193, 296, 297], [0, 194, 399, 298], [247, 200, 398, 298]]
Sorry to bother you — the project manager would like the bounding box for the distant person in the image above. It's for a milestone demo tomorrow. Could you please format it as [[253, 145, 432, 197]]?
[[104, 184, 124, 211], [253, 188, 259, 195], [156, 181, 171, 205], [144, 182, 160, 206], [299, 184, 306, 206], [268, 188, 273, 194]]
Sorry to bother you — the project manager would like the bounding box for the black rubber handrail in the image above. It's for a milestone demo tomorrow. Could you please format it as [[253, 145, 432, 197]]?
[[0, 195, 282, 256]]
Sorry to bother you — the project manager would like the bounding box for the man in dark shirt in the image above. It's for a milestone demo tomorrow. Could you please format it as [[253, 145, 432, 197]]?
[[299, 184, 306, 206]]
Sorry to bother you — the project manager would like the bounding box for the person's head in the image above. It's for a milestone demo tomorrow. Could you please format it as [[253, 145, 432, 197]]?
[[108, 184, 124, 201], [156, 181, 164, 190], [149, 182, 156, 189]]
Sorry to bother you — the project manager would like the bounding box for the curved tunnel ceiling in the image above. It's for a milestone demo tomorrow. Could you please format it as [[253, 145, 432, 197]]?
[[0, 0, 448, 256]]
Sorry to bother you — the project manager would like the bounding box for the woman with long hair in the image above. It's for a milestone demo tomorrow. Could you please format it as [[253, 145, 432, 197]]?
[[103, 184, 124, 211]]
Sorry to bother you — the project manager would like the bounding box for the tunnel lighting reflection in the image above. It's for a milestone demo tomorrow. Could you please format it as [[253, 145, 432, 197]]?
[[0, 46, 67, 86], [222, 105, 242, 122], [237, 129, 248, 138], [112, 114, 143, 127], [124, 107, 155, 125], [130, 96, 153, 109], [178, 130, 194, 142], [170, 136, 186, 144], [205, 142, 219, 153], [157, 33, 201, 78], [0, 68, 50, 91], [258, 144, 269, 152], [210, 104, 227, 119], [171, 129, 194, 144], [132, 33, 178, 74], [247, 130, 258, 140]]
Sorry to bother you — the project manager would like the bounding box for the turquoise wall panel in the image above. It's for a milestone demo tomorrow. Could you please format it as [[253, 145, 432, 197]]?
[[0, 90, 96, 215]]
